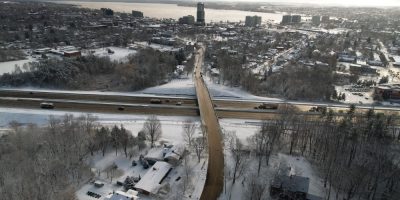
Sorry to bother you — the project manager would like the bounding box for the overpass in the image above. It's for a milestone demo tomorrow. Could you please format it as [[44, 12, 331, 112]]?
[[193, 46, 224, 200]]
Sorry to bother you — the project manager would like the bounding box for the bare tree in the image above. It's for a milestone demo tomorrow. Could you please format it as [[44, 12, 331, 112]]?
[[111, 125, 120, 156], [182, 119, 196, 147], [143, 115, 162, 148], [192, 136, 205, 162], [96, 127, 110, 156], [230, 136, 248, 185]]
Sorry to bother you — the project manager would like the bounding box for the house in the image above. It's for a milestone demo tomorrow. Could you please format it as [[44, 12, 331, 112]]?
[[64, 50, 81, 57], [270, 174, 310, 200], [144, 144, 185, 165], [134, 161, 173, 195], [164, 143, 185, 165], [105, 190, 139, 200], [375, 83, 400, 100]]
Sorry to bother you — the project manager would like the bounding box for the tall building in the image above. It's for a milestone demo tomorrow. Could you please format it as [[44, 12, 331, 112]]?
[[132, 10, 144, 18], [245, 15, 262, 27], [321, 16, 330, 23], [281, 15, 292, 25], [179, 15, 195, 25], [196, 2, 205, 25], [312, 16, 321, 25], [291, 15, 301, 23]]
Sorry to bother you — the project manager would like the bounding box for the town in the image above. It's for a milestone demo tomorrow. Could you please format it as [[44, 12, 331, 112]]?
[[0, 1, 400, 200]]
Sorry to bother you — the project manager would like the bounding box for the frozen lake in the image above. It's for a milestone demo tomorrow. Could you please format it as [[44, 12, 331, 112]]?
[[59, 1, 284, 23]]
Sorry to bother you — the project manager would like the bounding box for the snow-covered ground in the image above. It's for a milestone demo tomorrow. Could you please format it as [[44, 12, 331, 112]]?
[[335, 85, 374, 105], [0, 107, 207, 200], [135, 42, 181, 52], [139, 77, 196, 97], [219, 118, 330, 200], [0, 107, 199, 128], [0, 56, 36, 75], [83, 47, 137, 63]]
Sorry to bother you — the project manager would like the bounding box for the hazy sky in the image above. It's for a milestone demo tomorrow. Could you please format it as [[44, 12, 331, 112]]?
[[202, 0, 400, 7]]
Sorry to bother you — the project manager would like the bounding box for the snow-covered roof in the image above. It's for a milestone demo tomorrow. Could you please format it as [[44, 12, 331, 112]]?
[[164, 143, 185, 161], [144, 148, 165, 161], [106, 190, 139, 200], [134, 161, 172, 194]]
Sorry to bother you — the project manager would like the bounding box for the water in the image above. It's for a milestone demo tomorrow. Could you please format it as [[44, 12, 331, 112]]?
[[59, 1, 283, 23]]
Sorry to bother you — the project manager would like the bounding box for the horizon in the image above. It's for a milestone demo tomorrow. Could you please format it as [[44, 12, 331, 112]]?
[[45, 0, 400, 8]]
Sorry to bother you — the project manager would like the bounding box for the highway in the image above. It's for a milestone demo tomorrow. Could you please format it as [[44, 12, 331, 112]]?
[[194, 47, 224, 200]]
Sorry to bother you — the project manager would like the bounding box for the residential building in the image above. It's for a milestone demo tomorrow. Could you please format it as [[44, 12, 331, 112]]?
[[132, 10, 144, 18], [281, 15, 292, 25], [105, 190, 139, 200], [312, 16, 321, 25], [178, 15, 195, 25], [321, 15, 330, 23], [245, 15, 262, 27], [134, 161, 173, 195], [375, 83, 400, 100], [292, 15, 302, 23]]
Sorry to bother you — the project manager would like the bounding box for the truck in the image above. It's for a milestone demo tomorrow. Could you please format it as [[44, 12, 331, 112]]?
[[254, 103, 278, 110], [150, 98, 162, 104]]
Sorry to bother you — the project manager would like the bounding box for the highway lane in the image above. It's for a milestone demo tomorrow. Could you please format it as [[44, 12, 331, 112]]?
[[2, 89, 400, 115], [195, 47, 224, 200], [0, 97, 199, 117], [0, 89, 197, 106]]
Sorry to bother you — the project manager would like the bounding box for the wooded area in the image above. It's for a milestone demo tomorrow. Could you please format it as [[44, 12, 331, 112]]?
[[241, 106, 400, 199], [0, 48, 180, 91]]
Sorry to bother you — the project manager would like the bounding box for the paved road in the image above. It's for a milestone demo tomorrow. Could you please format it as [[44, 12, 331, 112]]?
[[194, 47, 224, 200]]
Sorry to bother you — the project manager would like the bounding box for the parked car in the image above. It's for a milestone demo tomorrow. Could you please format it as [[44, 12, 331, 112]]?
[[40, 102, 54, 109]]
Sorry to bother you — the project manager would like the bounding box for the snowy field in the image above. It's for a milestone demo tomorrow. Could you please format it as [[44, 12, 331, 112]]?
[[83, 47, 137, 63], [0, 56, 36, 75], [0, 107, 199, 128], [135, 42, 181, 52]]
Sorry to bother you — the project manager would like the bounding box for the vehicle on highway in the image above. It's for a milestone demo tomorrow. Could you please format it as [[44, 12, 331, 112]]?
[[40, 102, 54, 109], [150, 98, 162, 104], [118, 106, 125, 111], [176, 101, 182, 106], [254, 103, 278, 110], [309, 106, 327, 113]]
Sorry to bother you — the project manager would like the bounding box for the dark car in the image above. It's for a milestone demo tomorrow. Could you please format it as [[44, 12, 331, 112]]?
[[40, 102, 54, 109]]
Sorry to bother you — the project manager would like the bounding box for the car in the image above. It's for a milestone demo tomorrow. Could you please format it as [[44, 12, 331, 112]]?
[[150, 98, 162, 104], [118, 106, 125, 111], [176, 101, 182, 106], [256, 103, 278, 110], [40, 102, 54, 109]]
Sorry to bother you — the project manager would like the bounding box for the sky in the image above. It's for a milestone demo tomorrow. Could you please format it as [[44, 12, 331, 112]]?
[[200, 0, 400, 7]]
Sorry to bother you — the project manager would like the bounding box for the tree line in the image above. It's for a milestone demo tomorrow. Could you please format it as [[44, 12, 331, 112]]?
[[224, 105, 400, 199], [0, 48, 180, 91], [0, 114, 167, 200]]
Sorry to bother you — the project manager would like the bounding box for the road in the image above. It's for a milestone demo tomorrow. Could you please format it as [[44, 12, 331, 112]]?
[[2, 89, 400, 113], [194, 47, 224, 200]]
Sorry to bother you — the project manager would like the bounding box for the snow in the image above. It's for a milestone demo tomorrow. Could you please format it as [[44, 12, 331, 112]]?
[[335, 85, 374, 105], [135, 161, 173, 194], [84, 47, 137, 62], [277, 154, 327, 198], [0, 107, 199, 129], [219, 118, 329, 200], [139, 78, 196, 97], [135, 42, 181, 52], [0, 56, 36, 75]]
